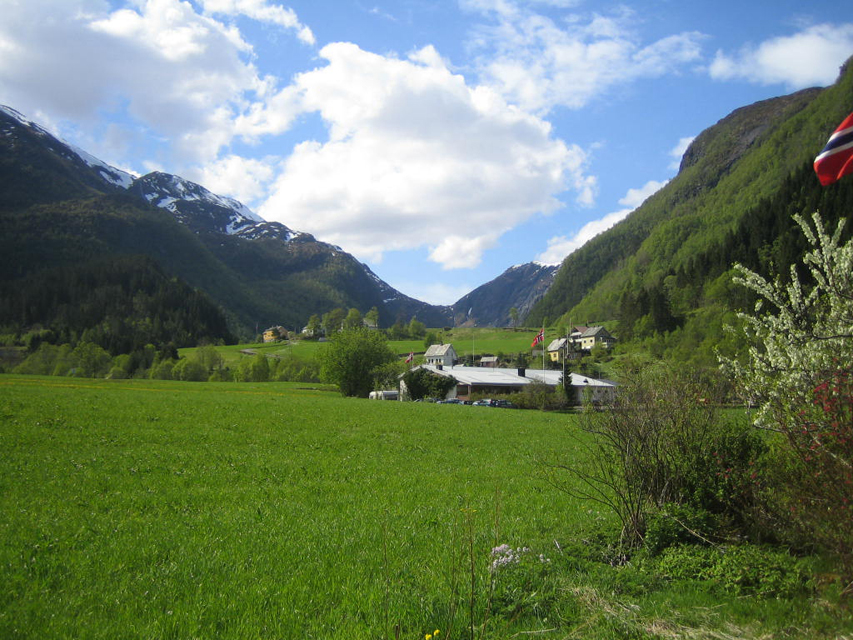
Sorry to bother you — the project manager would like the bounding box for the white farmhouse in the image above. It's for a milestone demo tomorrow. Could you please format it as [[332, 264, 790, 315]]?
[[423, 343, 457, 367]]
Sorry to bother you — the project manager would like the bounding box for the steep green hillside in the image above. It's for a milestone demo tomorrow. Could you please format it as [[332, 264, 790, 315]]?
[[0, 104, 454, 344], [528, 59, 853, 354]]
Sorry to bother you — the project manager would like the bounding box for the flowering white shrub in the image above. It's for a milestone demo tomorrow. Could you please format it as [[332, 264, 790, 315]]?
[[720, 212, 853, 429], [720, 211, 853, 574]]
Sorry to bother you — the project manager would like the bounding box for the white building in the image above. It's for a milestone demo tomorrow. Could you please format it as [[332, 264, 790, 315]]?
[[401, 364, 616, 404], [423, 343, 457, 367]]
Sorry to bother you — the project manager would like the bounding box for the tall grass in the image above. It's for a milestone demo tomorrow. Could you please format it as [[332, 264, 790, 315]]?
[[0, 376, 589, 639], [1, 375, 848, 639]]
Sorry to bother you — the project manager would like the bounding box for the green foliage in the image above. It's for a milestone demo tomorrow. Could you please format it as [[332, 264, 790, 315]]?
[[236, 353, 271, 382], [545, 365, 764, 549], [0, 255, 234, 354], [149, 358, 175, 380], [644, 504, 717, 556], [320, 327, 397, 397], [401, 367, 457, 400], [305, 313, 322, 337], [511, 381, 568, 411], [423, 330, 440, 349], [172, 357, 208, 382], [408, 317, 426, 339], [364, 306, 380, 328], [721, 212, 853, 574], [528, 64, 853, 365], [343, 307, 363, 329], [656, 544, 811, 599]]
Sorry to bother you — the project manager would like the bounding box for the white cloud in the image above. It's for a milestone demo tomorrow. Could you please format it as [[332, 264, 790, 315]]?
[[710, 23, 853, 89], [669, 136, 695, 171], [198, 0, 315, 45], [0, 0, 302, 169], [537, 179, 666, 264], [257, 42, 593, 270], [188, 153, 278, 206], [463, 2, 705, 113], [619, 179, 667, 208]]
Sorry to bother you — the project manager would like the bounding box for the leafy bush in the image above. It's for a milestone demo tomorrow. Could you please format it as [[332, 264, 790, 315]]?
[[656, 544, 811, 598], [401, 367, 456, 401], [644, 504, 716, 556], [320, 327, 397, 397], [544, 364, 765, 550]]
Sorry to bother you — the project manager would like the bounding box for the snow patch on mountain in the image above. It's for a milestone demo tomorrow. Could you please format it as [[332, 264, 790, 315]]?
[[0, 105, 54, 139], [68, 144, 135, 189]]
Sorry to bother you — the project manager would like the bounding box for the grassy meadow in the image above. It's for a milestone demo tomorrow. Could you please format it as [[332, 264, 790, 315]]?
[[1, 374, 849, 639], [178, 327, 548, 366]]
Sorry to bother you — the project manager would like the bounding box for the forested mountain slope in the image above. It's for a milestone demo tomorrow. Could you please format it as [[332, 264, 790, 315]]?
[[527, 58, 853, 364], [0, 106, 453, 346]]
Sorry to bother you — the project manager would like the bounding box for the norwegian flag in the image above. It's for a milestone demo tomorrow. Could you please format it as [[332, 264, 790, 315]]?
[[814, 112, 853, 186], [405, 352, 414, 363], [531, 329, 544, 348]]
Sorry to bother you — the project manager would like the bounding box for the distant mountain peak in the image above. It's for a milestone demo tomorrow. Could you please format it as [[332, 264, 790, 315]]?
[[129, 171, 265, 236], [452, 261, 558, 326]]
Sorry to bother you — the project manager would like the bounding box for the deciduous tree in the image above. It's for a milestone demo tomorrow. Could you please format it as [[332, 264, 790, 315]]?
[[721, 212, 853, 577], [320, 327, 397, 397]]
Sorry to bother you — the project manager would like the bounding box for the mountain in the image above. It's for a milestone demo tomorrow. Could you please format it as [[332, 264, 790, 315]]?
[[0, 105, 454, 345], [525, 57, 853, 365], [451, 262, 557, 327]]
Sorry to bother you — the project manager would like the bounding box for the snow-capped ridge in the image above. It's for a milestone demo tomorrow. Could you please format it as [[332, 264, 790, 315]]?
[[1, 104, 137, 189], [0, 105, 54, 139], [69, 143, 136, 189], [131, 171, 267, 236]]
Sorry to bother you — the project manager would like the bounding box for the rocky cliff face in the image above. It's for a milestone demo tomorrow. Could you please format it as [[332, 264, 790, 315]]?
[[452, 262, 558, 327]]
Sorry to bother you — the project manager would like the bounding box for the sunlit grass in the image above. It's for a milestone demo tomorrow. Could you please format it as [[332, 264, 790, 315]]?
[[0, 375, 591, 638], [1, 375, 848, 639]]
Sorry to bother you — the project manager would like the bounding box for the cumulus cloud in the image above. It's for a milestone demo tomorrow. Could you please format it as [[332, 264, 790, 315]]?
[[189, 153, 278, 206], [0, 0, 306, 168], [463, 2, 705, 113], [537, 179, 666, 264], [710, 23, 853, 89], [258, 43, 593, 270]]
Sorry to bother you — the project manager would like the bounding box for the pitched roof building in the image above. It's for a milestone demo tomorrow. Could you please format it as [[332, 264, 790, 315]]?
[[401, 364, 616, 404], [570, 326, 616, 352], [423, 343, 457, 367]]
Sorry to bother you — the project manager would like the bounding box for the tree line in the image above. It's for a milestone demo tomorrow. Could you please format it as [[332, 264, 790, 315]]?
[[0, 255, 235, 355]]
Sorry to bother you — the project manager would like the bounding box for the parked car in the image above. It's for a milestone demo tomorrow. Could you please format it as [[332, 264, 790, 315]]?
[[472, 398, 516, 408]]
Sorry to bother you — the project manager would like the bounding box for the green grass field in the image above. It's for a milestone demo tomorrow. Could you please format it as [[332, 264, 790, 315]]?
[[1, 375, 849, 639], [179, 328, 553, 368]]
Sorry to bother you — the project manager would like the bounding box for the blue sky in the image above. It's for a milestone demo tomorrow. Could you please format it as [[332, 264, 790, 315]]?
[[2, 1, 852, 305]]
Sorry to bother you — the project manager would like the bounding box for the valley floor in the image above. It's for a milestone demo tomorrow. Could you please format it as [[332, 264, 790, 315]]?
[[0, 375, 849, 639]]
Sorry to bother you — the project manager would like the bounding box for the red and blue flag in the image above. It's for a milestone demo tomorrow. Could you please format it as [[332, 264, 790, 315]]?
[[814, 112, 853, 186], [531, 329, 544, 348]]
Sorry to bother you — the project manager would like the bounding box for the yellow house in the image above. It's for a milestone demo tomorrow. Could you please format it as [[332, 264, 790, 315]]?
[[570, 326, 616, 352], [263, 326, 286, 343], [547, 338, 568, 362]]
